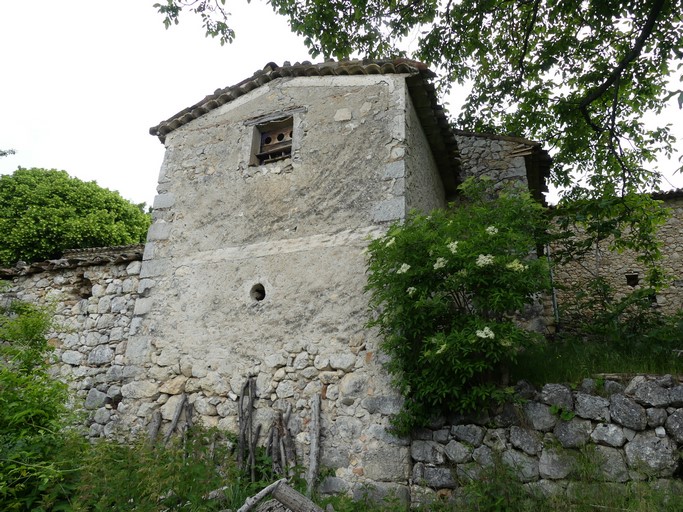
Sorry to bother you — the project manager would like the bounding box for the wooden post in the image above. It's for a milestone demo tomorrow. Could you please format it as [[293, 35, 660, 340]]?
[[306, 393, 321, 497]]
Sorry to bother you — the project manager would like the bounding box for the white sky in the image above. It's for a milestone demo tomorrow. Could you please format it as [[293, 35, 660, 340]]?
[[0, 1, 680, 207]]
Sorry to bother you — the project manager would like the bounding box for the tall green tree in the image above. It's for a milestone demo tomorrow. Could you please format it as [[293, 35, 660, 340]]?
[[0, 168, 150, 267]]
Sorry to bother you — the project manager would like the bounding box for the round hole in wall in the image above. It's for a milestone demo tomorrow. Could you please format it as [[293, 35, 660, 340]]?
[[264, 136, 272, 144], [277, 132, 285, 142], [250, 283, 266, 301]]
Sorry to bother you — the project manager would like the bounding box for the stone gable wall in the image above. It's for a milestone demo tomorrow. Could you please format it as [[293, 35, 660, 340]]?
[[114, 74, 431, 497]]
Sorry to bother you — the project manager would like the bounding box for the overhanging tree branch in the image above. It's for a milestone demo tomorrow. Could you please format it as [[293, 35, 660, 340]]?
[[517, 0, 542, 85], [579, 0, 666, 115]]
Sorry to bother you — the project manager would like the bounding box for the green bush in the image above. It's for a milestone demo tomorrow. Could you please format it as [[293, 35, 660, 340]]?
[[365, 178, 551, 434], [0, 298, 79, 510], [0, 168, 151, 267]]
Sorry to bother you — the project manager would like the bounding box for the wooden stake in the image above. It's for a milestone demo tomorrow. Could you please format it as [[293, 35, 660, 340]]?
[[306, 393, 321, 497], [148, 409, 162, 445], [163, 393, 187, 446]]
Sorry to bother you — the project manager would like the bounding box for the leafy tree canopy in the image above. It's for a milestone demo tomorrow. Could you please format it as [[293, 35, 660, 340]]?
[[0, 168, 151, 267], [156, 0, 683, 200]]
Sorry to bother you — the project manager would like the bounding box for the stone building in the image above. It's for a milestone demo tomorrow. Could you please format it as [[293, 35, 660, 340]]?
[[133, 59, 468, 495], [2, 60, 682, 501], [552, 189, 683, 317]]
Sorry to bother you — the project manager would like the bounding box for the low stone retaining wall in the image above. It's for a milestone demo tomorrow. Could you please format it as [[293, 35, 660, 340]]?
[[409, 375, 683, 505]]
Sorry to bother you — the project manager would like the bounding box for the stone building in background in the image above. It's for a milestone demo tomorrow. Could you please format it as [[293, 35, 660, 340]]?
[[1, 60, 681, 500]]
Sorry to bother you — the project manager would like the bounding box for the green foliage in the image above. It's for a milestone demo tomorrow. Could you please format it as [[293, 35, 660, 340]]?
[[154, 0, 234, 45], [365, 178, 550, 434], [549, 404, 575, 422], [0, 298, 77, 510], [72, 429, 241, 511], [0, 168, 151, 267], [551, 192, 669, 288], [510, 285, 683, 385]]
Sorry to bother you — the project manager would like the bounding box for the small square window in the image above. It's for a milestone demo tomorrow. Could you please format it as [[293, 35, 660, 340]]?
[[254, 118, 293, 165]]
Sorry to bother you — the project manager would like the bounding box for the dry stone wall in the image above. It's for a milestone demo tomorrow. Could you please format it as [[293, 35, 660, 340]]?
[[409, 375, 683, 507], [0, 247, 143, 438]]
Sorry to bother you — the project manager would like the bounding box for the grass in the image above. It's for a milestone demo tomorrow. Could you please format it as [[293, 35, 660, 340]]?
[[509, 308, 683, 386]]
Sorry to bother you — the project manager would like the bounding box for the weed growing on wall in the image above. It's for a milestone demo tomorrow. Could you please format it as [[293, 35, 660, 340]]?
[[0, 297, 78, 510], [365, 178, 551, 434]]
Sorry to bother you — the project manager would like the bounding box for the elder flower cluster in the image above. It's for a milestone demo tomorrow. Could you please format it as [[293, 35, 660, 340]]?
[[476, 254, 494, 267], [397, 263, 410, 274], [506, 259, 528, 272], [476, 326, 495, 339], [433, 257, 448, 270]]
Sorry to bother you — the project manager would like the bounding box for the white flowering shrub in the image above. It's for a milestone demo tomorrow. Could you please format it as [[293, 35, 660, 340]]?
[[365, 178, 550, 434]]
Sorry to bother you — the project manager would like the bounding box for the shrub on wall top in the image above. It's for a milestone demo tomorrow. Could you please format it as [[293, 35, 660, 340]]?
[[365, 178, 551, 434], [0, 168, 151, 267]]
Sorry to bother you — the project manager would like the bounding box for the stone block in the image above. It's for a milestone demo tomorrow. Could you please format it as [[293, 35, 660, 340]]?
[[591, 423, 626, 447], [541, 383, 573, 410], [159, 376, 188, 395], [133, 297, 154, 316], [125, 336, 151, 365], [126, 260, 142, 275], [625, 431, 678, 477], [664, 408, 683, 443], [122, 380, 159, 399], [147, 221, 172, 241], [84, 388, 108, 410], [539, 448, 575, 480], [62, 350, 83, 366], [451, 424, 485, 447], [575, 392, 610, 421], [329, 353, 356, 371], [372, 197, 404, 223], [363, 445, 410, 481], [595, 446, 629, 483], [523, 402, 557, 431], [360, 396, 402, 415], [611, 394, 647, 431], [411, 440, 445, 464], [93, 407, 111, 425], [510, 426, 542, 455], [153, 193, 175, 209], [444, 440, 472, 463], [630, 380, 671, 408], [554, 418, 592, 448], [502, 449, 539, 482], [87, 346, 114, 366], [421, 466, 457, 489], [383, 160, 405, 179]]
